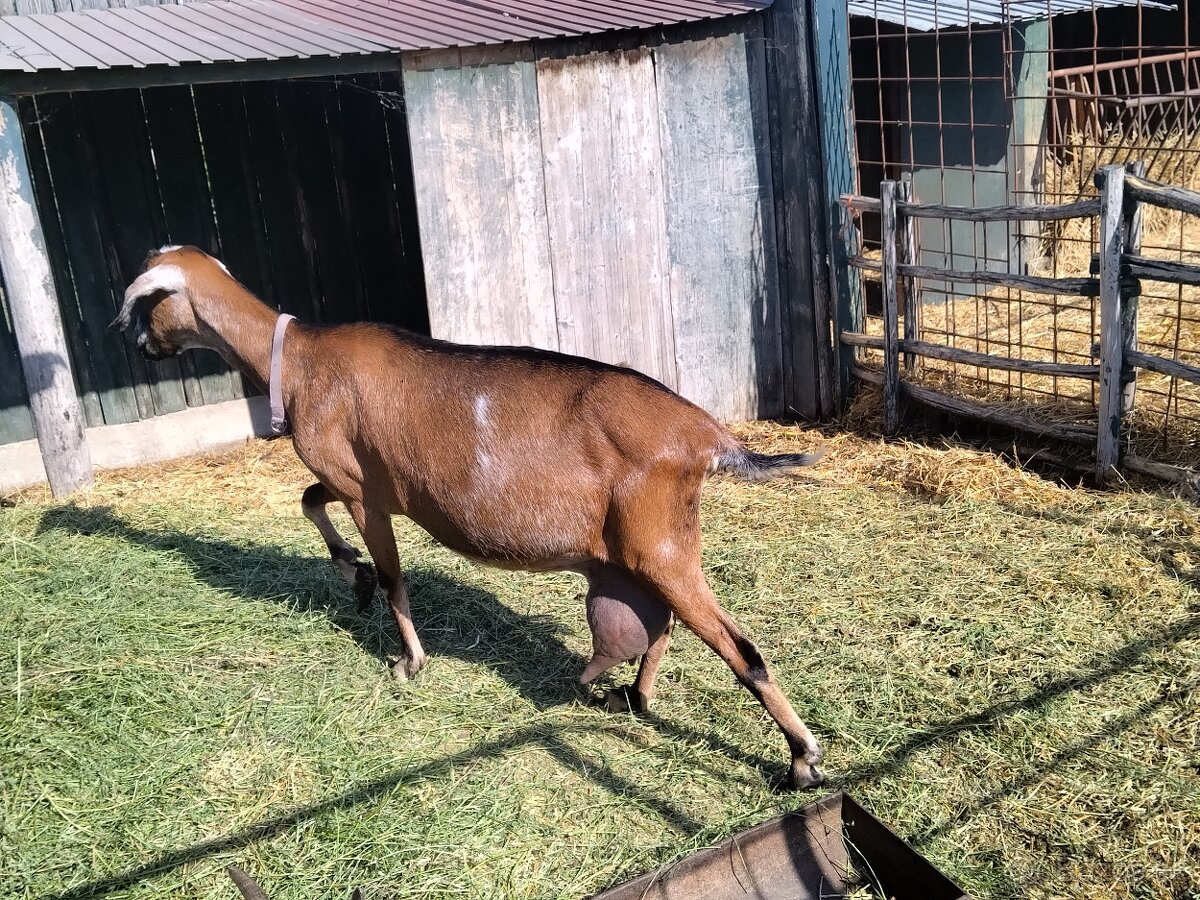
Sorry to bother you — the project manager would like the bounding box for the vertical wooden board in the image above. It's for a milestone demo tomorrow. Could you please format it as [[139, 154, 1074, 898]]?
[[19, 94, 104, 429], [375, 69, 429, 334], [655, 29, 781, 421], [35, 92, 146, 425], [141, 83, 240, 405], [76, 88, 188, 417], [537, 48, 676, 388], [241, 81, 321, 324], [276, 78, 362, 324], [403, 58, 556, 349], [335, 73, 427, 331], [0, 288, 36, 444]]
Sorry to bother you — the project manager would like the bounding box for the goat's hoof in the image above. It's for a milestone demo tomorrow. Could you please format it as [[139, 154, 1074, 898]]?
[[591, 684, 650, 715], [353, 562, 377, 613], [787, 761, 826, 791], [390, 655, 426, 682]]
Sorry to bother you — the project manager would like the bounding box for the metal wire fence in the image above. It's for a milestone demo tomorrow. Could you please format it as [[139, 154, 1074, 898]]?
[[843, 0, 1199, 465]]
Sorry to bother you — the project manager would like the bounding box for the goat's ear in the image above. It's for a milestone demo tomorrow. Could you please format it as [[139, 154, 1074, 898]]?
[[225, 866, 271, 900], [110, 264, 186, 332]]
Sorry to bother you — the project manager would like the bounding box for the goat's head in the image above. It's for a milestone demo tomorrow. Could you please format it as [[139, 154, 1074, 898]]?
[[110, 245, 232, 360]]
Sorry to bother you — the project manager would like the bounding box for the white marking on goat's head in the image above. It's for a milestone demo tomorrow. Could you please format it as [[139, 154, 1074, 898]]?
[[111, 246, 239, 360]]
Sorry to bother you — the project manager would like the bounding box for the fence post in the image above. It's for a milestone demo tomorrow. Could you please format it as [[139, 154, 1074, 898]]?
[[0, 95, 92, 497], [1121, 159, 1146, 417], [1096, 164, 1126, 483], [896, 178, 918, 371], [880, 180, 901, 434]]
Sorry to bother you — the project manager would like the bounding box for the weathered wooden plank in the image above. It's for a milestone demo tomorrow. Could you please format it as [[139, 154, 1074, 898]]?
[[841, 193, 1101, 222], [18, 94, 103, 429], [77, 87, 188, 416], [1096, 165, 1126, 482], [880, 181, 900, 434], [896, 179, 917, 371], [35, 91, 146, 424], [403, 55, 556, 349], [0, 93, 91, 494], [372, 69, 428, 333], [1124, 173, 1200, 218], [311, 76, 369, 323], [763, 0, 820, 418], [898, 264, 1102, 297], [841, 331, 1101, 379], [537, 47, 676, 388], [240, 80, 322, 325], [141, 83, 239, 405], [654, 27, 781, 421], [276, 78, 364, 324], [1126, 349, 1200, 387], [1120, 160, 1145, 416], [0, 289, 36, 444], [809, 0, 860, 407], [1119, 255, 1200, 288], [334, 73, 419, 329], [852, 364, 1097, 445]]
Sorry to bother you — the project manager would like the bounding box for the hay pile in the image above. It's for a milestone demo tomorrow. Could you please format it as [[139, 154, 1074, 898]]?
[[2, 427, 1198, 900]]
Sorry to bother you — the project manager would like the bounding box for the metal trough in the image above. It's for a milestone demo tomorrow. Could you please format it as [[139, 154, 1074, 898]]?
[[590, 791, 969, 900]]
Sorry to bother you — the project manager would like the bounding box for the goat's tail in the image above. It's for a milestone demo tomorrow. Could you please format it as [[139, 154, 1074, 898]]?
[[714, 443, 826, 482]]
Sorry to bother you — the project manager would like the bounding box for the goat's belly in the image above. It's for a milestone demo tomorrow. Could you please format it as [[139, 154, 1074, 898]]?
[[406, 501, 602, 572]]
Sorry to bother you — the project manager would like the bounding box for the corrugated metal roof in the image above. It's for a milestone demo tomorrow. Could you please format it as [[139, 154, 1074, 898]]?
[[0, 0, 769, 73], [847, 0, 1171, 30]]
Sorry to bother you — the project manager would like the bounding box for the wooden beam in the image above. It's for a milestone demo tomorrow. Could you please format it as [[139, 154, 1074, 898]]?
[[1120, 160, 1145, 416], [0, 94, 91, 496], [1124, 173, 1200, 218], [840, 193, 1100, 222], [840, 331, 1101, 379], [896, 179, 918, 371], [879, 181, 900, 434], [1126, 349, 1200, 386], [0, 52, 402, 96], [807, 0, 860, 409], [1095, 165, 1126, 484]]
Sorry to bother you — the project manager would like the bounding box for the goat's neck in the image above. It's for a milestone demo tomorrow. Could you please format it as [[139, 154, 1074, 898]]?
[[196, 287, 286, 394]]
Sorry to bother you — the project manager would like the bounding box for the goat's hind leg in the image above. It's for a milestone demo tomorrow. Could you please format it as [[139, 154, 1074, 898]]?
[[301, 483, 378, 612]]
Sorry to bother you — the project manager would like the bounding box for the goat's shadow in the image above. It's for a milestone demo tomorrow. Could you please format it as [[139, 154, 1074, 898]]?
[[36, 503, 783, 784]]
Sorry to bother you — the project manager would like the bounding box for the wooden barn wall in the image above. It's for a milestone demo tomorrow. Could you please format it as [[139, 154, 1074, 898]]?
[[0, 73, 427, 445], [403, 20, 786, 422]]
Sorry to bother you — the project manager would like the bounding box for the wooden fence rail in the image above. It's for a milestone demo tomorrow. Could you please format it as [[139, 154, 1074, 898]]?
[[839, 162, 1200, 487]]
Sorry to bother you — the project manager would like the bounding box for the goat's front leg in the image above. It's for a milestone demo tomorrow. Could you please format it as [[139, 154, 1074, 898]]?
[[301, 483, 378, 612], [346, 503, 428, 681]]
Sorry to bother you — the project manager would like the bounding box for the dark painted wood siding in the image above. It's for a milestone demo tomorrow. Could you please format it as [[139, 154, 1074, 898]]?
[[0, 73, 427, 443]]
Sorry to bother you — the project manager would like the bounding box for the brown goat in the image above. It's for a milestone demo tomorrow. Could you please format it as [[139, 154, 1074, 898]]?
[[113, 246, 825, 789]]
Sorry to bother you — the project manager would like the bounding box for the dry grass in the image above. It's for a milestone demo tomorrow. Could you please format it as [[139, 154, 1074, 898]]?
[[2, 427, 1198, 900]]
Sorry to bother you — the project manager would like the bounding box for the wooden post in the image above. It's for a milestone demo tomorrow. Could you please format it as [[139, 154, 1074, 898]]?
[[1121, 159, 1146, 417], [764, 0, 838, 420], [0, 95, 92, 496], [1096, 164, 1125, 484], [880, 180, 901, 434], [896, 178, 918, 371], [808, 0, 861, 410]]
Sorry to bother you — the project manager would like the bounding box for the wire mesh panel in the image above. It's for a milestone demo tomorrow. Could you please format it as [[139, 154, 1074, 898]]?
[[843, 0, 1199, 464]]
